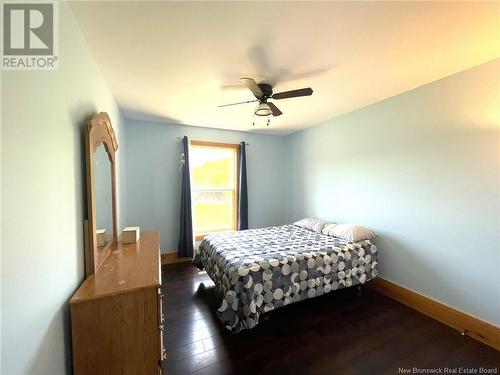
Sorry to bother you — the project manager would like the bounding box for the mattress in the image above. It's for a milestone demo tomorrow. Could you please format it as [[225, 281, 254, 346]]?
[[193, 224, 378, 333]]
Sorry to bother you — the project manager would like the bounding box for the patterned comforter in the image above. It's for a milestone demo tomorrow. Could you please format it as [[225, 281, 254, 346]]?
[[193, 224, 378, 333]]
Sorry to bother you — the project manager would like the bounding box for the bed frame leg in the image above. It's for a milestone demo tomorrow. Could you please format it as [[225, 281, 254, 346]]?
[[357, 285, 363, 297]]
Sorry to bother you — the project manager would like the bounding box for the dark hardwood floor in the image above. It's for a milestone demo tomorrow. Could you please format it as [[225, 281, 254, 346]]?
[[162, 263, 499, 375]]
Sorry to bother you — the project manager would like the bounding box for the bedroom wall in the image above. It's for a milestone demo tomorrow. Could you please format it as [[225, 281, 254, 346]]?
[[1, 3, 127, 374], [285, 59, 500, 326], [124, 119, 288, 252]]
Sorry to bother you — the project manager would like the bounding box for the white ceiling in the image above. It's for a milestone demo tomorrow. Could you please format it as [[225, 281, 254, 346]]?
[[70, 1, 500, 135]]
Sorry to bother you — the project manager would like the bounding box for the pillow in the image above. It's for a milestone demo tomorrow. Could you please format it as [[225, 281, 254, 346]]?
[[310, 220, 330, 233], [293, 218, 330, 233], [321, 223, 338, 236], [326, 224, 375, 242]]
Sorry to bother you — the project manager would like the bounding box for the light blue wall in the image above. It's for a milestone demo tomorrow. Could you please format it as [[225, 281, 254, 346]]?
[[1, 3, 127, 374], [285, 59, 500, 326], [124, 119, 288, 252]]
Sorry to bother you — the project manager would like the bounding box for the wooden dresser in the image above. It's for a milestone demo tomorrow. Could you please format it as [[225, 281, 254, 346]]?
[[70, 231, 165, 375]]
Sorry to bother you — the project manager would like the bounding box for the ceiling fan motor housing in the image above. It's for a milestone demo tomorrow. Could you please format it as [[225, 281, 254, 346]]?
[[257, 83, 273, 99]]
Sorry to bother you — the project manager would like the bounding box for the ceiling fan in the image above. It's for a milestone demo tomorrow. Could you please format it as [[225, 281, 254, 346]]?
[[218, 77, 313, 120]]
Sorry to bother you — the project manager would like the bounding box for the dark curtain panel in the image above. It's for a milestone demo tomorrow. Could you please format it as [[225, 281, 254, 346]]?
[[178, 136, 194, 257], [238, 142, 248, 230]]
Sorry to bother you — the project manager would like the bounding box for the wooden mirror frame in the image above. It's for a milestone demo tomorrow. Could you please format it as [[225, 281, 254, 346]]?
[[84, 112, 118, 276]]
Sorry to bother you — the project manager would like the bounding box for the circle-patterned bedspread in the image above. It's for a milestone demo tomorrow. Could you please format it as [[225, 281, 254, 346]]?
[[193, 224, 378, 333]]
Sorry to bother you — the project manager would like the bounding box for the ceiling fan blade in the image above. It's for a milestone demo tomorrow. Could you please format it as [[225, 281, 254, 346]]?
[[272, 87, 313, 100], [218, 99, 258, 108], [241, 77, 263, 99], [268, 102, 283, 116]]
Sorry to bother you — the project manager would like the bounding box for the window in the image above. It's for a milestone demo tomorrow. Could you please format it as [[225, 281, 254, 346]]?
[[190, 141, 239, 240]]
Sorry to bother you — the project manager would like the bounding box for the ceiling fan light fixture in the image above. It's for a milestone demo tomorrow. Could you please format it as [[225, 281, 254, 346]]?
[[255, 102, 272, 116]]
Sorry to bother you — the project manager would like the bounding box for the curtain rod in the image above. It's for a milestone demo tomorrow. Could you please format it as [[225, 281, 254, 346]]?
[[177, 137, 249, 146]]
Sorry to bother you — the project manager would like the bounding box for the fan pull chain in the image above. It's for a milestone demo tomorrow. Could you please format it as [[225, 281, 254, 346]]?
[[267, 117, 270, 126]]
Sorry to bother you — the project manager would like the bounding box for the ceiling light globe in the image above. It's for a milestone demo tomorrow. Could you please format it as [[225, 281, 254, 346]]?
[[255, 102, 272, 116]]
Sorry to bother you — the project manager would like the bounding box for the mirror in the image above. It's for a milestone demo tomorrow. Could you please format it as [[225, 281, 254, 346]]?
[[84, 112, 118, 276], [94, 145, 113, 250]]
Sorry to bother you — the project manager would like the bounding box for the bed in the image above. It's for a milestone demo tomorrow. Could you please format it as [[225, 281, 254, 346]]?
[[193, 224, 378, 333]]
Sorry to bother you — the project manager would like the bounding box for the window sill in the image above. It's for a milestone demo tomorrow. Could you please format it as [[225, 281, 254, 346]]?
[[195, 229, 235, 241]]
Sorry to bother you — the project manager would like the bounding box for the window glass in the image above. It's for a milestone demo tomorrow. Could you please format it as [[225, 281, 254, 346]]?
[[190, 143, 238, 238]]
